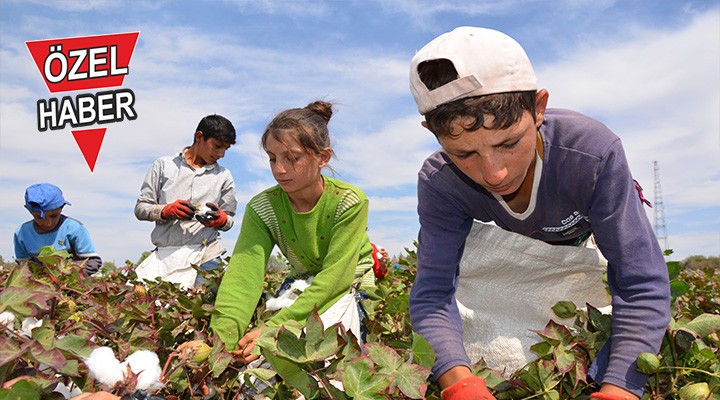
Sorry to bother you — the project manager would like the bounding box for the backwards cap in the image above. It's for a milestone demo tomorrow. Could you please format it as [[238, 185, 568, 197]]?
[[409, 26, 537, 115], [24, 183, 71, 218]]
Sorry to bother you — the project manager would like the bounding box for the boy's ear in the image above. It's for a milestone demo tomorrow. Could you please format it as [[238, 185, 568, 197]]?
[[194, 130, 204, 142], [421, 120, 431, 131], [534, 89, 550, 127]]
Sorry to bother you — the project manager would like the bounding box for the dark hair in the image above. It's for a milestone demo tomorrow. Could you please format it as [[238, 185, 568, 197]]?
[[261, 100, 334, 159], [195, 114, 237, 144], [418, 59, 537, 138]]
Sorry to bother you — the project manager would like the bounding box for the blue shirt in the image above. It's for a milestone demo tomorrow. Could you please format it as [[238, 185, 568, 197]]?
[[14, 215, 101, 275]]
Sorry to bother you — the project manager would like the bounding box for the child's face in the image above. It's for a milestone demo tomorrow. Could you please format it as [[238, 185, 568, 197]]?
[[438, 111, 539, 196], [194, 133, 232, 165], [30, 207, 63, 233], [265, 131, 330, 197]]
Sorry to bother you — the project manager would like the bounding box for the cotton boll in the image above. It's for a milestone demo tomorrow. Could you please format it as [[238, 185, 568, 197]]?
[[122, 350, 164, 392], [53, 381, 82, 398], [289, 277, 312, 292], [85, 346, 124, 387], [265, 278, 313, 311], [265, 295, 297, 311], [20, 317, 43, 338], [196, 204, 212, 215], [0, 311, 16, 328]]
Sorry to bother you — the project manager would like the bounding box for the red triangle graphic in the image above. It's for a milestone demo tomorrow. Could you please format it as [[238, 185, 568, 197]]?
[[71, 128, 107, 173]]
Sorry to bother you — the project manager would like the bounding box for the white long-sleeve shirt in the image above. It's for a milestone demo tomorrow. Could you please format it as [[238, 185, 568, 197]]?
[[134, 148, 237, 248]]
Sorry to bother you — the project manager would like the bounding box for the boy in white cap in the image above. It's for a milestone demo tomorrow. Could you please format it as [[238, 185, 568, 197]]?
[[14, 183, 102, 276], [408, 27, 670, 399]]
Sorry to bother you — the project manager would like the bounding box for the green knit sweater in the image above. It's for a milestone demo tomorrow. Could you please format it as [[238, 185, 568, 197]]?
[[211, 176, 374, 349]]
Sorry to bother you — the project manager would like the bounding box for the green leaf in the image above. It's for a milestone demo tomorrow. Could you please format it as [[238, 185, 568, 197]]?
[[670, 280, 689, 298], [390, 361, 430, 399], [256, 326, 279, 354], [366, 342, 402, 370], [0, 336, 32, 368], [263, 351, 319, 399], [31, 325, 54, 350], [551, 301, 577, 319], [54, 334, 93, 359], [276, 325, 307, 363], [666, 261, 681, 280], [553, 345, 575, 374], [673, 329, 696, 352], [209, 350, 233, 378], [304, 307, 325, 342], [243, 367, 277, 382], [363, 343, 429, 399], [59, 359, 81, 377], [586, 304, 612, 334], [0, 288, 41, 316], [683, 313, 720, 338], [341, 357, 392, 400], [410, 333, 435, 371], [384, 293, 409, 314], [303, 308, 341, 361], [532, 320, 573, 346], [0, 379, 41, 400], [29, 342, 66, 372], [2, 264, 34, 291]]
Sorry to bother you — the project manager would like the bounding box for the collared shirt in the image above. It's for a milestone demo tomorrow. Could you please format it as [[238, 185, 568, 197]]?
[[134, 147, 237, 248]]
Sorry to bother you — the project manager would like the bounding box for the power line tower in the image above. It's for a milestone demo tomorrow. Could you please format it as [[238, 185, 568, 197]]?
[[653, 161, 669, 253]]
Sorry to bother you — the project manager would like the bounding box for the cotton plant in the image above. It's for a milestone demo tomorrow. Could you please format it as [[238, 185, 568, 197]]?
[[85, 346, 164, 393]]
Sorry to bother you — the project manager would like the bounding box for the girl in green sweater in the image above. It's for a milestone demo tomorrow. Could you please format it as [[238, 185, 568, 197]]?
[[211, 100, 375, 364]]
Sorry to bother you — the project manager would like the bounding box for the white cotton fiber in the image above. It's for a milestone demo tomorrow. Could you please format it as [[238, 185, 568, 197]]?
[[53, 381, 82, 398], [265, 296, 296, 311], [20, 317, 43, 338], [0, 311, 16, 328], [122, 350, 164, 391], [85, 346, 124, 387], [265, 278, 313, 311]]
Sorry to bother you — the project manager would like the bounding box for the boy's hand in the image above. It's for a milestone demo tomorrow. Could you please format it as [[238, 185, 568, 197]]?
[[196, 202, 227, 228], [162, 199, 196, 220], [441, 376, 496, 400]]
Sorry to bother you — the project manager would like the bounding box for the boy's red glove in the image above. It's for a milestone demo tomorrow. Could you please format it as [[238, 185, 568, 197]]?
[[162, 200, 196, 220], [441, 376, 496, 400], [196, 202, 227, 228], [370, 243, 388, 280], [590, 393, 632, 400]]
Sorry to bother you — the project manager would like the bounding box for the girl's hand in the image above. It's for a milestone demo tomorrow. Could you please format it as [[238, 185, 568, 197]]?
[[231, 327, 266, 364]]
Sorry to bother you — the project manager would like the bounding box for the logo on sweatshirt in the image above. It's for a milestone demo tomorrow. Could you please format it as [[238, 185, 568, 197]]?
[[26, 32, 140, 172], [542, 211, 588, 236]]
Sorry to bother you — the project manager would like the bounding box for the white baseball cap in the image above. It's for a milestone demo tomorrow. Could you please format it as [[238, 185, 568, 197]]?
[[409, 27, 537, 115]]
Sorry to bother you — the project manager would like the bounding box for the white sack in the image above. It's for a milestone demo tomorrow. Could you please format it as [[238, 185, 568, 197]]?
[[456, 221, 611, 374], [135, 245, 205, 289]]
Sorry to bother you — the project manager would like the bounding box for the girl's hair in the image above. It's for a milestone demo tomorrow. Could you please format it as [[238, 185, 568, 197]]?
[[418, 59, 536, 138], [261, 100, 334, 158]]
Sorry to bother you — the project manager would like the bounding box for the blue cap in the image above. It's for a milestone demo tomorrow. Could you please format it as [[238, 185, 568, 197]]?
[[24, 183, 71, 218]]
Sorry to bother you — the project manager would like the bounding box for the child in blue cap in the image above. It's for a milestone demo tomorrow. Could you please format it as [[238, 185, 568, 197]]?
[[13, 183, 102, 276]]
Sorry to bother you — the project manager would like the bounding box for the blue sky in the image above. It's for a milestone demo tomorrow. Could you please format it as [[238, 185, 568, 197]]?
[[0, 0, 718, 265]]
